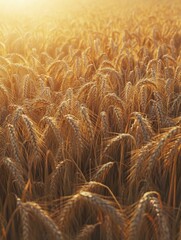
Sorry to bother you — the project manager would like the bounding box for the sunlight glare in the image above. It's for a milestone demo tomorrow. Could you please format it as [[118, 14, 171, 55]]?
[[0, 0, 47, 13]]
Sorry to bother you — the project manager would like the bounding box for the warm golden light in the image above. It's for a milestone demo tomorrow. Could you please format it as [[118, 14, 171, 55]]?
[[0, 0, 54, 14], [1, 0, 36, 8], [0, 0, 82, 15]]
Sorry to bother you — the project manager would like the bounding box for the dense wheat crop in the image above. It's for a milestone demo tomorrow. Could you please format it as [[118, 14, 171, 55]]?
[[0, 0, 180, 239]]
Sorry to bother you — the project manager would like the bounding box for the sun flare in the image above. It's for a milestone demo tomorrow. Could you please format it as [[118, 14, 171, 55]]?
[[0, 0, 48, 13], [0, 0, 76, 14], [1, 0, 36, 7]]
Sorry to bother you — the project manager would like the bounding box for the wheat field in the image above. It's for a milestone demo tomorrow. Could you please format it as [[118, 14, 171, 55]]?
[[0, 0, 180, 239]]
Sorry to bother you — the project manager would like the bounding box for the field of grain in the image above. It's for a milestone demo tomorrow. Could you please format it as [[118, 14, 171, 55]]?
[[0, 0, 180, 239]]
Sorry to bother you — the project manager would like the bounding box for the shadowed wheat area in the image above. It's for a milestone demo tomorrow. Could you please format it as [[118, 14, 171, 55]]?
[[0, 0, 180, 239]]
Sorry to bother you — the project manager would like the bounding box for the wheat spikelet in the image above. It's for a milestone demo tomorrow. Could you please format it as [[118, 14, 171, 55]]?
[[136, 79, 157, 89], [79, 191, 125, 237], [113, 107, 124, 133], [42, 116, 62, 143], [147, 126, 181, 177], [64, 114, 83, 151], [82, 51, 89, 69], [74, 56, 82, 78], [2, 157, 25, 193], [80, 105, 94, 142], [100, 111, 109, 136], [75, 223, 100, 240], [128, 70, 136, 84], [47, 59, 68, 75], [23, 74, 34, 99], [157, 59, 163, 77], [157, 45, 164, 60], [86, 84, 97, 106], [98, 68, 121, 88], [92, 162, 114, 182], [100, 60, 115, 69], [152, 100, 164, 130], [56, 100, 71, 118], [165, 78, 174, 98], [129, 192, 170, 240], [59, 193, 81, 230], [130, 123, 143, 146], [65, 87, 74, 101], [164, 66, 172, 80], [21, 114, 40, 161], [162, 54, 177, 65], [11, 63, 36, 78], [46, 76, 54, 90], [40, 86, 51, 99], [97, 53, 108, 66], [131, 112, 154, 142], [174, 66, 181, 80], [121, 54, 130, 71], [13, 106, 24, 125], [60, 69, 74, 91], [128, 141, 153, 183], [7, 124, 22, 165], [84, 64, 95, 78], [103, 133, 136, 156], [77, 82, 95, 100], [99, 77, 107, 97], [50, 159, 70, 198], [9, 52, 28, 64], [135, 65, 141, 80], [146, 59, 157, 71], [19, 201, 63, 240], [32, 98, 49, 110], [101, 93, 125, 111], [171, 94, 181, 116], [17, 198, 30, 240], [148, 196, 170, 240], [164, 137, 181, 168], [38, 77, 46, 94], [140, 85, 147, 112], [151, 67, 156, 80], [124, 81, 132, 102]]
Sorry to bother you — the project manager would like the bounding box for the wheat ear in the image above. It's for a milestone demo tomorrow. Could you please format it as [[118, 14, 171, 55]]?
[[18, 200, 63, 240]]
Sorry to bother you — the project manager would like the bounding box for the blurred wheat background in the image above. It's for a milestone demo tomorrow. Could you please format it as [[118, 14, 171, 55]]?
[[0, 0, 180, 239]]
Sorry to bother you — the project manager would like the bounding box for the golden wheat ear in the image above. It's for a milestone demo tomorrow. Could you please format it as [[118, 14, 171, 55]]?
[[80, 105, 94, 143], [59, 190, 125, 239], [7, 124, 22, 166], [129, 191, 170, 240], [91, 162, 114, 183], [74, 223, 100, 240], [20, 114, 41, 162], [17, 198, 64, 240], [1, 157, 25, 195]]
